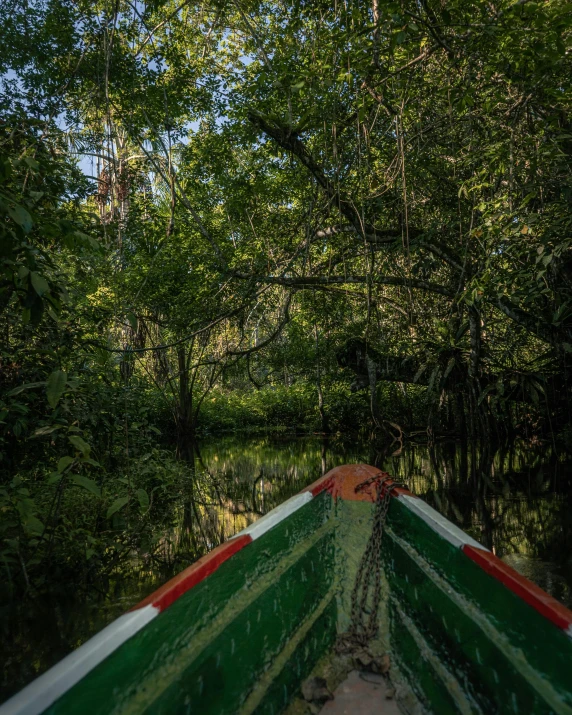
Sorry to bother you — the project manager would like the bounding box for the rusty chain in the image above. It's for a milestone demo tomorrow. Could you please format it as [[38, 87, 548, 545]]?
[[337, 473, 405, 653]]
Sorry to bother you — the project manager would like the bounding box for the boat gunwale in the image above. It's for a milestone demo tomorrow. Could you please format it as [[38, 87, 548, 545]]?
[[306, 464, 572, 638]]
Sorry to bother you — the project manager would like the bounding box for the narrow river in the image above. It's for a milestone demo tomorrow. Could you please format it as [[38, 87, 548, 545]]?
[[2, 435, 571, 703]]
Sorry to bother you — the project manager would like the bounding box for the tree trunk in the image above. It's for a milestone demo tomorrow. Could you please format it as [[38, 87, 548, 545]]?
[[366, 353, 382, 429], [317, 380, 329, 433], [314, 325, 330, 433], [321, 438, 328, 475], [176, 346, 196, 464]]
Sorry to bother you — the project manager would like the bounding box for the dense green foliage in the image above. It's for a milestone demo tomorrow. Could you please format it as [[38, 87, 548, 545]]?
[[1, 0, 572, 598]]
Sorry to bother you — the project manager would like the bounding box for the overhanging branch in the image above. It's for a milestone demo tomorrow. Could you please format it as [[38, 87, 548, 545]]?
[[243, 273, 455, 298]]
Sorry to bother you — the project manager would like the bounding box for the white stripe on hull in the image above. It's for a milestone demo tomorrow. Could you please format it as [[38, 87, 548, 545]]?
[[397, 493, 488, 551], [0, 605, 159, 715], [236, 492, 314, 541]]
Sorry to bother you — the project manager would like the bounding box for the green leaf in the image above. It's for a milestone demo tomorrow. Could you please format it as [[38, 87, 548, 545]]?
[[57, 456, 74, 473], [552, 304, 568, 325], [24, 515, 45, 536], [33, 424, 63, 437], [5, 202, 33, 233], [29, 190, 44, 202], [23, 157, 40, 171], [126, 312, 138, 331], [46, 370, 67, 409], [30, 271, 50, 296], [6, 381, 46, 396], [69, 474, 101, 497], [68, 435, 91, 456], [477, 384, 495, 406], [443, 357, 456, 381], [82, 458, 101, 468], [107, 496, 129, 518], [136, 488, 149, 509], [47, 473, 62, 485], [427, 366, 440, 392], [413, 364, 427, 383]]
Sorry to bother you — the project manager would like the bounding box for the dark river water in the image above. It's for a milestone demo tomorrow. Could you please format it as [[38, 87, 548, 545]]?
[[2, 435, 572, 703]]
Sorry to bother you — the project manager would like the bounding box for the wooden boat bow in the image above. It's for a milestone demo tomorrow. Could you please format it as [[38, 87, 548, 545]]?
[[2, 464, 572, 715]]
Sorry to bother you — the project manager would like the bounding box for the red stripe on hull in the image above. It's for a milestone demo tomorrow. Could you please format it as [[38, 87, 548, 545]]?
[[132, 535, 252, 613], [463, 544, 572, 633], [305, 464, 415, 501], [306, 474, 334, 497]]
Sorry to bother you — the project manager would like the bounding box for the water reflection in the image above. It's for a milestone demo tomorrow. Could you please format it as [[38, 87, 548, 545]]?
[[192, 437, 572, 609], [1, 436, 571, 703], [383, 441, 572, 609]]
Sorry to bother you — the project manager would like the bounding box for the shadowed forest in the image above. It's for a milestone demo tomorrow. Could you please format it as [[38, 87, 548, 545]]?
[[1, 0, 572, 697]]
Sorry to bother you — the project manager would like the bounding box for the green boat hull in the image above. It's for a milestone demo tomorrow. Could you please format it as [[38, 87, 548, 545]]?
[[2, 464, 572, 714]]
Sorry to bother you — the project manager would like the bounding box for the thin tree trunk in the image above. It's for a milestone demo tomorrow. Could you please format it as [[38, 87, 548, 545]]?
[[366, 353, 382, 429], [314, 325, 330, 433], [176, 346, 196, 463]]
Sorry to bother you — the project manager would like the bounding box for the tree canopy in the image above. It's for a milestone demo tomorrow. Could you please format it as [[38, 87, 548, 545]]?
[[1, 0, 572, 600]]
